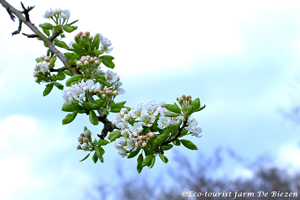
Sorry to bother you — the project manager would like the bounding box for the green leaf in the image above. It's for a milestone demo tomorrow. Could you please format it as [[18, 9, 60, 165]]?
[[149, 156, 156, 169], [64, 53, 76, 60], [137, 154, 144, 173], [63, 25, 77, 33], [164, 103, 181, 114], [62, 112, 77, 125], [53, 24, 62, 31], [72, 43, 83, 54], [110, 107, 122, 113], [154, 129, 170, 145], [172, 138, 181, 146], [62, 104, 75, 112], [142, 154, 154, 167], [67, 19, 79, 26], [57, 72, 66, 80], [194, 105, 206, 112], [109, 131, 122, 142], [66, 74, 82, 86], [178, 129, 188, 138], [180, 139, 198, 150], [89, 110, 99, 125], [159, 154, 168, 163], [54, 82, 64, 90], [54, 40, 69, 49], [98, 140, 109, 146], [164, 113, 180, 117], [111, 103, 125, 109], [39, 23, 53, 29], [36, 57, 43, 62], [108, 130, 121, 140], [191, 98, 200, 110], [187, 105, 194, 116], [161, 144, 173, 151], [92, 152, 98, 163], [42, 28, 50, 37], [91, 37, 100, 50], [102, 59, 115, 69], [43, 83, 54, 96], [128, 148, 141, 159], [79, 153, 91, 162], [64, 70, 73, 76]]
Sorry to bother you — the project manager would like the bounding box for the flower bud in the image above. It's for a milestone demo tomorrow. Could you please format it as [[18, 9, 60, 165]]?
[[142, 142, 147, 147], [84, 129, 91, 136], [149, 132, 154, 138], [77, 145, 82, 150]]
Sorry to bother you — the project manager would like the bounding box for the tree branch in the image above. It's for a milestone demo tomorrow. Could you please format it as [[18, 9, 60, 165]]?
[[0, 0, 75, 75]]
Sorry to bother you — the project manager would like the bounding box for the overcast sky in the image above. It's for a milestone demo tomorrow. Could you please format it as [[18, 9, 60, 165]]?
[[1, 0, 300, 199]]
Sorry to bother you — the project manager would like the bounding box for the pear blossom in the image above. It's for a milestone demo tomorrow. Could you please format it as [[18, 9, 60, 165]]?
[[140, 114, 155, 127], [99, 34, 113, 53], [157, 116, 170, 129], [43, 10, 53, 18], [61, 9, 70, 20]]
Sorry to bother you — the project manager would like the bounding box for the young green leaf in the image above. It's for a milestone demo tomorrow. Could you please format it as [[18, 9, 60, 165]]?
[[62, 112, 77, 125], [137, 154, 144, 173], [164, 103, 181, 114], [43, 83, 54, 96], [54, 82, 64, 90], [159, 154, 168, 163], [79, 153, 91, 162], [39, 22, 53, 29], [98, 140, 109, 146], [180, 139, 198, 150], [161, 144, 173, 151], [92, 152, 98, 163], [128, 148, 141, 159], [191, 98, 200, 110], [56, 72, 66, 80], [142, 154, 154, 167], [89, 110, 99, 125], [149, 156, 156, 169]]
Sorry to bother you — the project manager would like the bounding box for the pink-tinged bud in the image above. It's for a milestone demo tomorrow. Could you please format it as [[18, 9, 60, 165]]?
[[138, 140, 142, 144], [142, 135, 146, 140], [106, 90, 111, 94], [95, 60, 99, 64], [80, 133, 84, 137], [80, 58, 85, 62], [78, 136, 82, 141], [102, 94, 106, 98], [41, 55, 45, 59], [33, 71, 38, 76], [44, 56, 50, 61], [79, 31, 83, 35], [86, 55, 90, 60], [82, 33, 86, 37], [94, 56, 97, 60], [84, 61, 89, 65], [142, 142, 147, 147], [83, 138, 87, 142], [89, 35, 93, 40], [85, 31, 90, 35], [77, 145, 82, 150], [138, 136, 143, 140], [100, 70, 105, 74], [76, 61, 82, 65], [113, 91, 118, 95], [90, 58, 95, 62], [149, 132, 154, 138], [146, 137, 150, 141]]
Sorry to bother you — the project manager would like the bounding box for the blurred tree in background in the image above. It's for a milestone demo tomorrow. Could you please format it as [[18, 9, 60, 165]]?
[[90, 147, 300, 200]]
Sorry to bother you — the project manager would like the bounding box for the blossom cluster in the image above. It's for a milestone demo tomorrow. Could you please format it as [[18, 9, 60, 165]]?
[[77, 129, 92, 151], [63, 70, 124, 105], [112, 101, 187, 157], [73, 31, 113, 54], [43, 8, 70, 20], [33, 55, 51, 83]]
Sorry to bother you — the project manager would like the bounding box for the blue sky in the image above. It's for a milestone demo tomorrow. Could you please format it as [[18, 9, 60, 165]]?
[[1, 0, 300, 199]]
